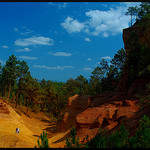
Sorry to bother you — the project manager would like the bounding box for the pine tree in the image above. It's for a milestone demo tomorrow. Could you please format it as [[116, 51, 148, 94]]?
[[37, 131, 50, 148]]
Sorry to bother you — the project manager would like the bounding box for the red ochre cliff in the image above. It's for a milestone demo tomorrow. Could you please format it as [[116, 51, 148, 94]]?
[[61, 19, 150, 141]]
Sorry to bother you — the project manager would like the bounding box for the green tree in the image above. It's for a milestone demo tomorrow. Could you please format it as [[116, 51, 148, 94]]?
[[138, 2, 150, 20], [75, 75, 89, 95], [2, 55, 20, 100], [65, 78, 78, 97], [15, 60, 30, 108], [111, 48, 126, 79], [21, 74, 40, 114], [125, 6, 138, 26], [129, 115, 150, 148]]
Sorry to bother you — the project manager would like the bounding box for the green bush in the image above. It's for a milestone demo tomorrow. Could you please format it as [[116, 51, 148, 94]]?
[[37, 131, 50, 148], [107, 123, 129, 148], [65, 127, 80, 148], [85, 128, 106, 148], [129, 115, 150, 148]]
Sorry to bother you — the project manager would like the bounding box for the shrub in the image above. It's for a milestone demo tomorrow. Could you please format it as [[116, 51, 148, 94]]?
[[65, 127, 80, 148], [37, 131, 50, 148], [107, 123, 129, 148], [129, 115, 150, 148]]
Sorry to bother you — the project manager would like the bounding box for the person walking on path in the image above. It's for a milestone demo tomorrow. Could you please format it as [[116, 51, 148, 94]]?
[[16, 127, 20, 134]]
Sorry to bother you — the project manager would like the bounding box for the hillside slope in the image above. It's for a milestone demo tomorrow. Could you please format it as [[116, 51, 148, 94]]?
[[0, 99, 68, 148]]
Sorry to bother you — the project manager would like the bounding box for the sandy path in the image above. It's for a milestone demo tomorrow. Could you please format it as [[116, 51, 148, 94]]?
[[0, 100, 69, 148]]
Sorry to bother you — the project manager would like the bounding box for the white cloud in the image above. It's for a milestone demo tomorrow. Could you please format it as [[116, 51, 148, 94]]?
[[103, 32, 108, 37], [61, 3, 141, 37], [85, 7, 130, 36], [33, 65, 74, 70], [48, 51, 72, 56], [19, 56, 38, 60], [1, 45, 8, 48], [85, 37, 91, 42], [15, 36, 54, 46], [16, 48, 32, 52], [87, 58, 92, 61], [101, 56, 112, 60], [61, 16, 85, 33]]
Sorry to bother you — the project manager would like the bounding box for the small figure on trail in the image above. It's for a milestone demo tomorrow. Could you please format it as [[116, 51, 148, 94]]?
[[16, 127, 19, 134], [18, 127, 19, 133]]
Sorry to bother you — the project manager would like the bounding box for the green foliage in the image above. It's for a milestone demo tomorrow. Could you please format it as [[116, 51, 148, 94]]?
[[125, 6, 139, 26], [107, 123, 129, 148], [37, 131, 50, 148], [86, 128, 107, 148], [125, 2, 150, 24], [137, 2, 150, 20], [65, 128, 80, 148], [129, 115, 150, 148], [136, 84, 150, 110]]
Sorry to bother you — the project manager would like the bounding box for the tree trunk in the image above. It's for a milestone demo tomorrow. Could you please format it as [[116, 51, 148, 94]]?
[[131, 15, 132, 26], [26, 100, 29, 115], [7, 80, 11, 100], [4, 84, 7, 98], [26, 98, 31, 115], [24, 98, 26, 106], [15, 91, 19, 108]]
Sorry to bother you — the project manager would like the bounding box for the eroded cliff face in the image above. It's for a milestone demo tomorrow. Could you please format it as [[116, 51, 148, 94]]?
[[61, 19, 150, 143], [113, 18, 150, 97]]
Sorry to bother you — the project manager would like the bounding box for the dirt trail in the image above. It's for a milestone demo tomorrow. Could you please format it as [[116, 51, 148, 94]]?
[[0, 99, 68, 148]]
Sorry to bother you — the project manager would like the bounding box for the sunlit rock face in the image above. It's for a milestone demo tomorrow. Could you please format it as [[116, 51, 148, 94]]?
[[61, 94, 91, 131], [75, 100, 139, 141]]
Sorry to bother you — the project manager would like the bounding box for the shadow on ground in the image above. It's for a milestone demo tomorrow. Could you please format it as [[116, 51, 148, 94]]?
[[52, 131, 71, 144]]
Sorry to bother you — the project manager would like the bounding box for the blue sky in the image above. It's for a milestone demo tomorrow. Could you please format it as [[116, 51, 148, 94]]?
[[0, 2, 141, 82]]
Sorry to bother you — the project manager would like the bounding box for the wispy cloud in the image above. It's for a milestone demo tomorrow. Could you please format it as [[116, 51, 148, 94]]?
[[83, 67, 92, 71], [48, 2, 68, 9], [16, 48, 32, 52], [15, 36, 54, 47], [14, 26, 33, 35], [101, 56, 112, 60], [61, 16, 85, 33], [58, 3, 68, 9], [18, 56, 38, 60], [0, 59, 5, 65], [85, 38, 91, 42], [87, 58, 92, 61], [1, 45, 8, 48], [48, 51, 72, 56], [14, 28, 19, 32], [33, 65, 74, 70]]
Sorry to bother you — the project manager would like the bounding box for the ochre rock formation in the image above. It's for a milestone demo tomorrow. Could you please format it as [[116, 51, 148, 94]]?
[[61, 94, 91, 131], [76, 100, 139, 141]]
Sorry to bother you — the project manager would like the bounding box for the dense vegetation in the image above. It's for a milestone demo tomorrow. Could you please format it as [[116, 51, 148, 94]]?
[[0, 48, 125, 120], [64, 115, 150, 148]]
